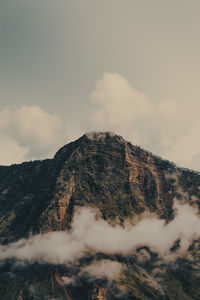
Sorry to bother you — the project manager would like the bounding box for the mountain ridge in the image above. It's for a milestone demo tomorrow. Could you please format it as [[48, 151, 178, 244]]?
[[0, 132, 200, 299]]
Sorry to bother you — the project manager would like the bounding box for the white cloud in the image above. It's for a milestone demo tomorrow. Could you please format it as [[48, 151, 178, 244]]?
[[62, 276, 75, 285], [90, 72, 200, 170], [91, 72, 152, 127], [0, 135, 28, 165], [0, 202, 199, 266], [0, 105, 65, 165], [80, 260, 123, 280], [61, 260, 123, 285]]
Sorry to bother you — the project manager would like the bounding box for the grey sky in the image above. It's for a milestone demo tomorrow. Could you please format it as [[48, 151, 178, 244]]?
[[0, 1, 200, 169]]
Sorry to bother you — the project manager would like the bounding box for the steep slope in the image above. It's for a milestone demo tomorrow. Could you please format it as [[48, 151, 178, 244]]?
[[0, 132, 200, 299]]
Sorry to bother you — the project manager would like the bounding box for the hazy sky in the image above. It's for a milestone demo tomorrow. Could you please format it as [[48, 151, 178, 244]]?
[[1, 0, 200, 170]]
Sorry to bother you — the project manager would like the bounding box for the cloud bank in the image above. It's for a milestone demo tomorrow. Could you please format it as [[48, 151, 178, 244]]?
[[0, 202, 199, 267], [90, 72, 200, 170], [1, 73, 199, 171], [0, 105, 65, 165]]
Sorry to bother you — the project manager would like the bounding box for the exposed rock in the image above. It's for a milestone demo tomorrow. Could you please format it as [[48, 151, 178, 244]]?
[[0, 132, 200, 299]]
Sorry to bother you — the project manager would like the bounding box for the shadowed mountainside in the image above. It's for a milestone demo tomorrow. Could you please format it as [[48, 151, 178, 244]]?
[[0, 132, 200, 299]]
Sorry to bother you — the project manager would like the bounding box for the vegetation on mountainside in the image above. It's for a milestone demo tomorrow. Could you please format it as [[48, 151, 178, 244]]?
[[0, 133, 200, 299]]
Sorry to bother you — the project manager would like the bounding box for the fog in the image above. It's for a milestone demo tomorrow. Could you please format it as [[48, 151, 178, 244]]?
[[0, 201, 199, 270]]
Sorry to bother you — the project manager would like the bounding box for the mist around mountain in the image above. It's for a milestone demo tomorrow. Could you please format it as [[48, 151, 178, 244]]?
[[0, 132, 200, 299]]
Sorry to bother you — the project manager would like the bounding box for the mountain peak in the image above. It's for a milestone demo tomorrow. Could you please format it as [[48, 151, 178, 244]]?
[[1, 132, 200, 299], [84, 131, 125, 143], [54, 131, 126, 162]]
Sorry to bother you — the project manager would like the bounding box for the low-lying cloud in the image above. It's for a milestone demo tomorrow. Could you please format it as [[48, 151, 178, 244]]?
[[0, 201, 200, 269], [80, 260, 123, 280], [61, 259, 123, 285]]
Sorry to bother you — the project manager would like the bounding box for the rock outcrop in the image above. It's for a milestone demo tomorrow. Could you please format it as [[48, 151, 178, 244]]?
[[0, 132, 200, 299]]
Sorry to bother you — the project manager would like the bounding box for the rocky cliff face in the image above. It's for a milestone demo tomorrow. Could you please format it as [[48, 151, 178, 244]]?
[[0, 132, 200, 299]]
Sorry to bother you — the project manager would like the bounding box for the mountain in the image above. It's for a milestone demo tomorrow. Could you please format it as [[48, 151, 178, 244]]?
[[0, 132, 200, 299]]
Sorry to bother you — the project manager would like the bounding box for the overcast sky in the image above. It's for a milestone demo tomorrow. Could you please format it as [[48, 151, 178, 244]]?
[[0, 0, 200, 170]]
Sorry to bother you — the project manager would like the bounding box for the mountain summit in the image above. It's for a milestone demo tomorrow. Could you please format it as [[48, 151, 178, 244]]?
[[0, 132, 200, 299]]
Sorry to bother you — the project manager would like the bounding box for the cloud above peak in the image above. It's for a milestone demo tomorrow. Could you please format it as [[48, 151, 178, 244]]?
[[1, 73, 200, 170], [91, 72, 152, 127], [90, 72, 200, 170]]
